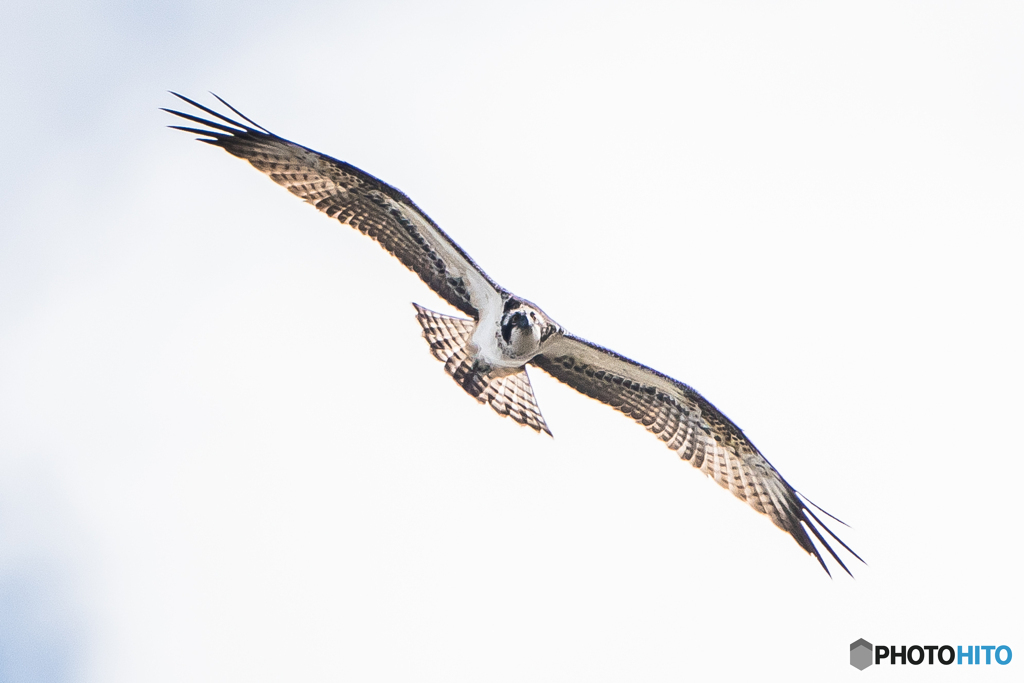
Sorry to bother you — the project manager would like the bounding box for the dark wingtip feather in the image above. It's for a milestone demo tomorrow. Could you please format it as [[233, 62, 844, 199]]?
[[165, 92, 257, 134], [801, 492, 853, 528], [166, 124, 226, 138], [800, 498, 866, 566], [210, 92, 270, 133], [793, 494, 865, 577], [802, 515, 853, 577], [168, 91, 214, 116], [162, 107, 247, 135]]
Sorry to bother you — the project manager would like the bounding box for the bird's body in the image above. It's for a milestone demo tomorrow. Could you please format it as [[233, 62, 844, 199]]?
[[165, 93, 862, 576], [477, 297, 558, 369]]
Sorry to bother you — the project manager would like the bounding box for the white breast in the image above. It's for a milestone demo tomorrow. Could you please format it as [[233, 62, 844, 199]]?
[[470, 303, 541, 369], [470, 316, 516, 369]]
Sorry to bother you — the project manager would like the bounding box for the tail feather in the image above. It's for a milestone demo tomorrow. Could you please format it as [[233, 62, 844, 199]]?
[[413, 304, 551, 436], [413, 302, 475, 364], [479, 370, 551, 436]]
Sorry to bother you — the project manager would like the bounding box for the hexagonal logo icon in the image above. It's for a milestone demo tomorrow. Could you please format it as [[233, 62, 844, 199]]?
[[850, 639, 873, 670]]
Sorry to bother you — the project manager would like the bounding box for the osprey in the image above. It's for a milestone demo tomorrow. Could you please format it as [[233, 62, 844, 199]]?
[[165, 93, 862, 576]]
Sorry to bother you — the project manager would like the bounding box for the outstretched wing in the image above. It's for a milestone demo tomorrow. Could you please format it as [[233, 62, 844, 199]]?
[[531, 333, 862, 576], [164, 93, 502, 318]]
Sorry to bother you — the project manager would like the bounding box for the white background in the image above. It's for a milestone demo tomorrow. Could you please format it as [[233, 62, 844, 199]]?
[[1, 1, 1022, 680]]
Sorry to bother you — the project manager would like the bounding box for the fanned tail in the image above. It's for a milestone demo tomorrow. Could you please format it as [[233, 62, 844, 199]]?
[[413, 304, 552, 436]]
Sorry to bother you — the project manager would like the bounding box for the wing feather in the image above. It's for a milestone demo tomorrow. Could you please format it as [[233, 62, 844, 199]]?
[[532, 333, 863, 576], [164, 93, 502, 318]]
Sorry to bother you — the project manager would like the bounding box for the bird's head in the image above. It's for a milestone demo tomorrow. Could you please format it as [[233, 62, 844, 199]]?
[[501, 307, 538, 338], [500, 301, 548, 357]]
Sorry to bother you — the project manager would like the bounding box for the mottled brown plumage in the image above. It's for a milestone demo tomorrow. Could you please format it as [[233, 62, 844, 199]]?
[[531, 334, 855, 568], [166, 93, 498, 318]]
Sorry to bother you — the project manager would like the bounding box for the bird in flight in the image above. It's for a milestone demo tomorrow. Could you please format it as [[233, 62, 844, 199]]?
[[165, 93, 862, 576]]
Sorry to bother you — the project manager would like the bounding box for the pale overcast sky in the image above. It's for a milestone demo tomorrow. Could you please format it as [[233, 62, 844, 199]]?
[[1, 1, 1022, 681]]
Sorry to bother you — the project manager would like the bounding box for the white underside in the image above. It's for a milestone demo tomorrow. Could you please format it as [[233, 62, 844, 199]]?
[[470, 310, 522, 369]]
